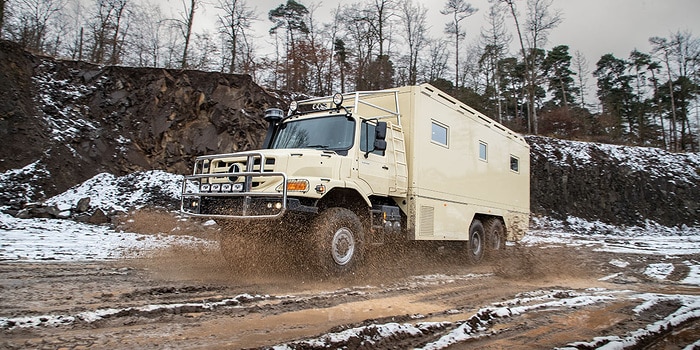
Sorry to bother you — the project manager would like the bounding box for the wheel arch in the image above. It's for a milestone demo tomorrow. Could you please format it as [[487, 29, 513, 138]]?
[[316, 187, 371, 218]]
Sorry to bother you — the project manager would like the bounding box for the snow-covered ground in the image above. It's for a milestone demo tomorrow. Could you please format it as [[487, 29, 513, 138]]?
[[0, 211, 210, 261]]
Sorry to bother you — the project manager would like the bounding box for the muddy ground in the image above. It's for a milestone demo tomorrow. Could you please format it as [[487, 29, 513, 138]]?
[[1, 215, 699, 349]]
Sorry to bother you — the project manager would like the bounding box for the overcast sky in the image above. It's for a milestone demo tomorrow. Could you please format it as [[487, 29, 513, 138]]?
[[236, 0, 700, 69]]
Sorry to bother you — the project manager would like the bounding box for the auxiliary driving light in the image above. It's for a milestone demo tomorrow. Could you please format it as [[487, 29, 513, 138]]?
[[333, 92, 343, 107], [221, 183, 232, 192], [266, 202, 283, 210], [211, 184, 221, 192], [200, 184, 211, 192]]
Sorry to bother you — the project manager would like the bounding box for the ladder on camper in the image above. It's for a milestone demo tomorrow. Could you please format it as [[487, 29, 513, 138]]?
[[389, 124, 408, 195]]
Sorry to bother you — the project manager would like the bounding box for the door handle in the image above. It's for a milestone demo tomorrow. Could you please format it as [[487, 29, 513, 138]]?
[[382, 166, 389, 170]]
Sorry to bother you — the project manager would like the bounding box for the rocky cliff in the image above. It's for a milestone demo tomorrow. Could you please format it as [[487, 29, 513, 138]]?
[[1, 40, 698, 227], [0, 40, 283, 206], [528, 136, 699, 227]]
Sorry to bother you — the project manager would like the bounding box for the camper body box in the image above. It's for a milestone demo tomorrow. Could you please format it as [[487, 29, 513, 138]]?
[[365, 85, 530, 241]]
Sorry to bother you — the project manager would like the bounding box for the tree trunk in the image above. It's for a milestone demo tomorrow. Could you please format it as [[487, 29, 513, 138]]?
[[181, 0, 196, 69]]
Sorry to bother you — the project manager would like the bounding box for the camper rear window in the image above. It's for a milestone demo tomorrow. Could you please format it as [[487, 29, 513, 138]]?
[[479, 141, 487, 161], [431, 121, 448, 146], [510, 155, 520, 172]]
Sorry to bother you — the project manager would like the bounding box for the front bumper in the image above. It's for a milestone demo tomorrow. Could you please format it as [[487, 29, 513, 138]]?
[[180, 151, 317, 219]]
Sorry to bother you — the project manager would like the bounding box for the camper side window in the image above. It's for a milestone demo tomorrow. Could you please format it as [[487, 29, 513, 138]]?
[[510, 155, 519, 172], [479, 141, 488, 161], [431, 121, 448, 147]]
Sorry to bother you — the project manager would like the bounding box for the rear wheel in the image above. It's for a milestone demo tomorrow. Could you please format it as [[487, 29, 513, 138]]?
[[466, 219, 485, 264], [484, 218, 506, 253], [311, 207, 364, 275]]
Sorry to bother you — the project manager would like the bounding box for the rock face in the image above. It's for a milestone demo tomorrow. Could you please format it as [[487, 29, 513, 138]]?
[[0, 40, 284, 206], [1, 40, 698, 227], [528, 136, 700, 226]]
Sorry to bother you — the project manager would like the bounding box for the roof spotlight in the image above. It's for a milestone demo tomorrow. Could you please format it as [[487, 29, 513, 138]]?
[[332, 93, 343, 108], [289, 100, 298, 115]]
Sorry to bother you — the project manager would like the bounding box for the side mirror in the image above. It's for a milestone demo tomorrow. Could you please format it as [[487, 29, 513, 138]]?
[[374, 139, 387, 151], [375, 121, 387, 140]]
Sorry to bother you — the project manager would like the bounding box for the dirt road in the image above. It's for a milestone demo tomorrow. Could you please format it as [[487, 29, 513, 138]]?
[[2, 238, 699, 350]]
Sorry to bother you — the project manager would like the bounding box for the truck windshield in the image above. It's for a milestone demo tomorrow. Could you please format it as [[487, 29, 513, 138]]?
[[271, 115, 355, 152]]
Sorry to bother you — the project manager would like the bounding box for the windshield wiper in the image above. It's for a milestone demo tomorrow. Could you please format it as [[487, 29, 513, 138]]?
[[306, 144, 330, 149]]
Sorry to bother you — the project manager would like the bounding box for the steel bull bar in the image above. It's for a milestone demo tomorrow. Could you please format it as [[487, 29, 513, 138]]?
[[180, 151, 289, 219]]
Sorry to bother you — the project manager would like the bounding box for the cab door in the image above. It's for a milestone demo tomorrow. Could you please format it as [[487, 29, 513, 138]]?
[[357, 121, 392, 196]]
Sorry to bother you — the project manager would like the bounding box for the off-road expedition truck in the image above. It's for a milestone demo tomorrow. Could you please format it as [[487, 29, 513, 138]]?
[[181, 84, 529, 274]]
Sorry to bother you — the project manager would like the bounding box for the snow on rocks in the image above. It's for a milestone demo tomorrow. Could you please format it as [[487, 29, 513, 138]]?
[[45, 170, 184, 213]]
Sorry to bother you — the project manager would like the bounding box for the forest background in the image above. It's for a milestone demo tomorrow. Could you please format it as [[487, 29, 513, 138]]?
[[1, 0, 699, 151]]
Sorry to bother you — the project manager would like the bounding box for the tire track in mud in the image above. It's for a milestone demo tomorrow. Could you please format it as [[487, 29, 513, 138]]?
[[2, 244, 700, 349]]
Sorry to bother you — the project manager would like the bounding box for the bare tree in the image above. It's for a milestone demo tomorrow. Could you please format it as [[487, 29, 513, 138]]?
[[525, 0, 561, 133], [87, 0, 130, 64], [303, 2, 330, 94], [189, 30, 219, 70], [399, 0, 427, 85], [424, 37, 450, 82], [216, 0, 256, 73], [572, 50, 590, 109], [340, 3, 376, 89], [325, 4, 343, 92], [178, 0, 200, 68], [371, 0, 395, 57], [650, 36, 679, 151], [480, 2, 510, 122], [499, 0, 560, 134], [126, 1, 167, 67], [8, 0, 66, 52], [440, 0, 477, 88]]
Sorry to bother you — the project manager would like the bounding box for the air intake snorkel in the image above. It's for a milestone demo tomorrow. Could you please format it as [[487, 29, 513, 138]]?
[[262, 108, 284, 149]]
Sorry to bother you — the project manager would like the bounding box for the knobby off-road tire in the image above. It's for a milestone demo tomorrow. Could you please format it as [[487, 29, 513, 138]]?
[[484, 218, 506, 258], [311, 207, 365, 276], [466, 219, 485, 264]]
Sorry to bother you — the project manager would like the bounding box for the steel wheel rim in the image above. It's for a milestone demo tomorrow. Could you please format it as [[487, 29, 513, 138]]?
[[471, 231, 483, 256], [331, 227, 355, 266]]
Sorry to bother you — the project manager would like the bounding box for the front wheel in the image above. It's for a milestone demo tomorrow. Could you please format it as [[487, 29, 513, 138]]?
[[466, 219, 485, 264], [311, 207, 365, 275]]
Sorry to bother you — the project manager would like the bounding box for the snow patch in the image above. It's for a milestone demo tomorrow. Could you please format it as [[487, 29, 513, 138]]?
[[0, 293, 267, 330], [0, 212, 213, 261], [643, 263, 674, 280], [44, 170, 183, 213]]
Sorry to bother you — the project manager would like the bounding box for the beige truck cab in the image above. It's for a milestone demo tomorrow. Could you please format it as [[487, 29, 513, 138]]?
[[181, 84, 530, 274]]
